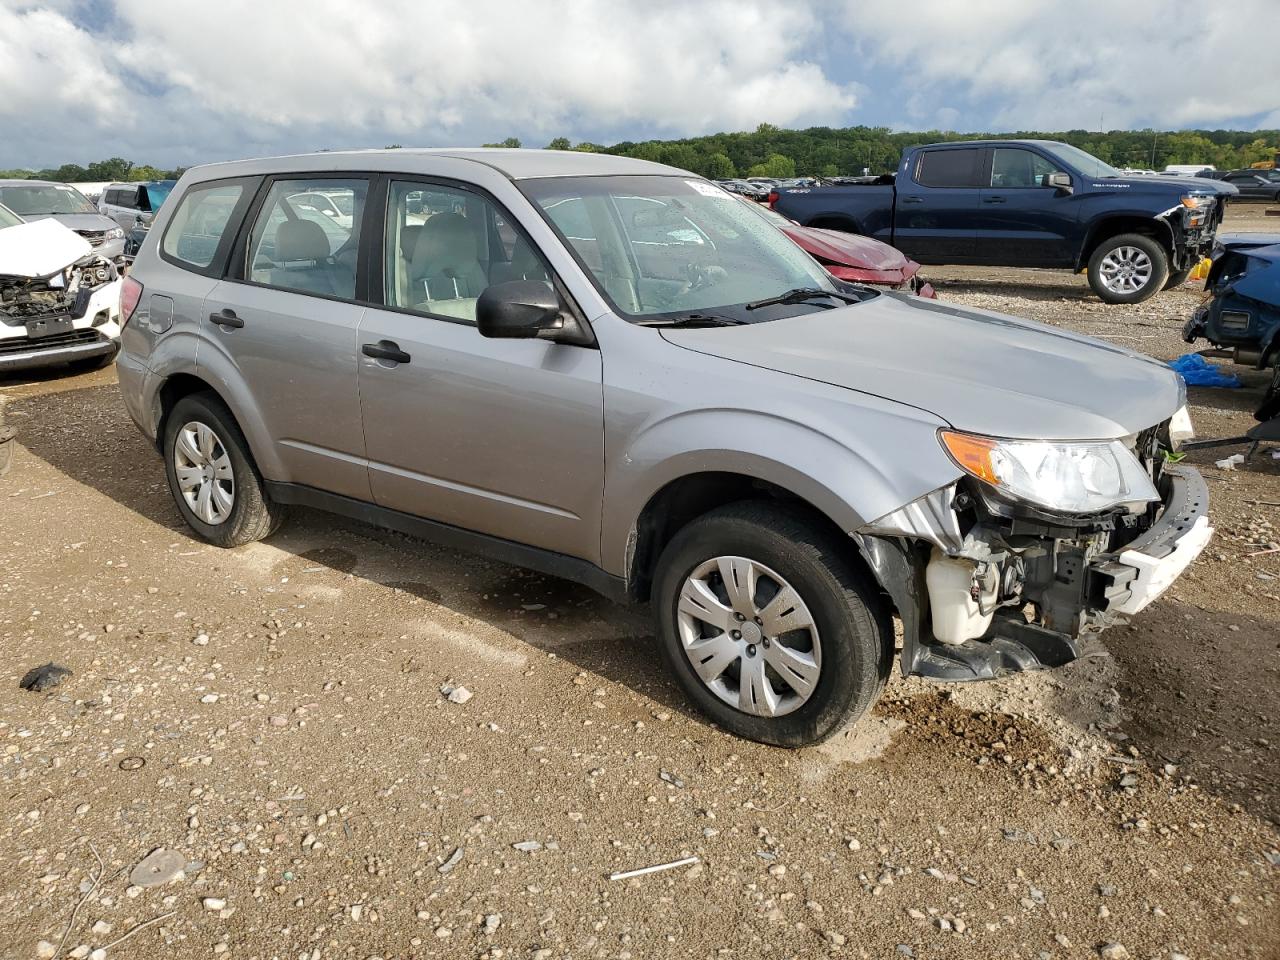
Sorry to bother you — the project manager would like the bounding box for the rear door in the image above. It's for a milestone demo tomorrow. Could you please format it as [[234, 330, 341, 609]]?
[[977, 146, 1079, 266], [893, 146, 985, 263], [356, 177, 605, 563], [198, 174, 372, 501]]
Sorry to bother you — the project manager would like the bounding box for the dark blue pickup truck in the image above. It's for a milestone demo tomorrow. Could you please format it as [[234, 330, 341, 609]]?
[[772, 139, 1237, 304]]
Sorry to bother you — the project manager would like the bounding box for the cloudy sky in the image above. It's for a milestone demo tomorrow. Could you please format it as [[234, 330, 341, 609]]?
[[2, 0, 1278, 169]]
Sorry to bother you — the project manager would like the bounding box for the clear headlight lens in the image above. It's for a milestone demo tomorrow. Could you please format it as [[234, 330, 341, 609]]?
[[941, 430, 1159, 514], [107, 227, 124, 239]]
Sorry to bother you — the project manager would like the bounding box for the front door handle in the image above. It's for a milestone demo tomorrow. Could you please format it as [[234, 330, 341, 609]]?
[[362, 340, 412, 364], [901, 196, 925, 204], [209, 308, 243, 329], [982, 196, 1007, 204]]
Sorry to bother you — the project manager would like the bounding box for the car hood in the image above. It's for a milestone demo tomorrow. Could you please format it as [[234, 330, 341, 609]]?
[[780, 224, 910, 271], [20, 212, 121, 233], [1100, 175, 1237, 196], [0, 217, 93, 279], [661, 294, 1182, 441]]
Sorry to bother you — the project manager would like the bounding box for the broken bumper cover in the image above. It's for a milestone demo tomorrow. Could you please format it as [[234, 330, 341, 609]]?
[[1093, 464, 1212, 616], [0, 278, 122, 372], [862, 464, 1211, 683]]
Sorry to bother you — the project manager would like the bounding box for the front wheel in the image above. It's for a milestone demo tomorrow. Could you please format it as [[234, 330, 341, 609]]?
[[1088, 233, 1170, 304], [652, 502, 891, 747]]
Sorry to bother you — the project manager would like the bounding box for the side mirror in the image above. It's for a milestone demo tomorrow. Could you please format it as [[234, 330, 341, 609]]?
[[1044, 172, 1073, 194], [477, 280, 565, 340]]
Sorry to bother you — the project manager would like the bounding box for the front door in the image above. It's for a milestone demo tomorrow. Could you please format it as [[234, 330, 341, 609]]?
[[199, 175, 372, 501], [356, 179, 605, 563], [977, 146, 1079, 266]]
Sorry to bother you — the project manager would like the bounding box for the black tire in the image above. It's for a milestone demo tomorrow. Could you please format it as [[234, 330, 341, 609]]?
[[1087, 233, 1170, 304], [652, 501, 891, 747], [1163, 266, 1194, 291], [162, 392, 286, 547]]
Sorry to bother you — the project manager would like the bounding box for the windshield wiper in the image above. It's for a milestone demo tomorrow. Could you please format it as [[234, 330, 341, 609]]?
[[639, 313, 746, 328], [744, 287, 861, 310]]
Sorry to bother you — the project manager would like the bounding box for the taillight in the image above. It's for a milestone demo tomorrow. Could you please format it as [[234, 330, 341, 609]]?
[[767, 191, 779, 207], [120, 275, 144, 328]]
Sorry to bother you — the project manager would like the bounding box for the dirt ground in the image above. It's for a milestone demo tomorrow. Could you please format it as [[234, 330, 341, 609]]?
[[1, 206, 1277, 960]]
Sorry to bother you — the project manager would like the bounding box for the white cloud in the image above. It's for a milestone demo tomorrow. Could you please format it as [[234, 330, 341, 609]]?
[[0, 0, 857, 167], [842, 0, 1280, 131]]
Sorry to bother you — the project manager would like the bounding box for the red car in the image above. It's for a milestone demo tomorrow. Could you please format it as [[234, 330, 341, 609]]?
[[749, 200, 936, 298]]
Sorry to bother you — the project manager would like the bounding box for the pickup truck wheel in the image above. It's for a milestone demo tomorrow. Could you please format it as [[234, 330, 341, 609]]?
[[652, 502, 891, 747], [1088, 233, 1170, 304], [163, 393, 286, 547], [1163, 266, 1194, 291]]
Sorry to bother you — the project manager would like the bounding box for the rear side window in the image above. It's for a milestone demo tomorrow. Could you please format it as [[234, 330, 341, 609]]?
[[246, 178, 367, 300], [162, 183, 246, 268], [915, 148, 983, 188]]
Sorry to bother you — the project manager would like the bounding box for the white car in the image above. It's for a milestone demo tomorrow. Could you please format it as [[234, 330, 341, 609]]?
[[0, 206, 123, 373]]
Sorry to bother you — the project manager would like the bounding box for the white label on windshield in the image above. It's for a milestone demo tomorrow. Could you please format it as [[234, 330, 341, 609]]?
[[686, 180, 731, 199]]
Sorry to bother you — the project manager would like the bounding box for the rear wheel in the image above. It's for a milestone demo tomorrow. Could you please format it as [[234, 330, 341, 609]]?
[[163, 393, 286, 547], [1088, 233, 1169, 304], [652, 502, 891, 747]]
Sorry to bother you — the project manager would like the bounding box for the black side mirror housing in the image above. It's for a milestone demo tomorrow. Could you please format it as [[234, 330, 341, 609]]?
[[477, 280, 569, 341], [1045, 172, 1074, 194]]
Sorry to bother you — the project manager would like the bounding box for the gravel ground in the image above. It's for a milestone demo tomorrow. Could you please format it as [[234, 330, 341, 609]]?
[[1, 206, 1277, 960]]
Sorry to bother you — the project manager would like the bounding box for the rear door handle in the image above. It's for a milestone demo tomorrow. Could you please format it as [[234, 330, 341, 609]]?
[[982, 196, 1007, 204], [362, 340, 412, 364], [901, 196, 925, 204], [209, 308, 243, 329]]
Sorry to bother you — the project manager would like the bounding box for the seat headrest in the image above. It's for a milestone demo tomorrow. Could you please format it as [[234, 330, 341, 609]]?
[[413, 213, 478, 268], [276, 219, 330, 262]]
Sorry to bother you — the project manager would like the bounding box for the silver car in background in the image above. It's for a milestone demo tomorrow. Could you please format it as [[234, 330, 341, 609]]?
[[115, 150, 1210, 746], [0, 179, 127, 266]]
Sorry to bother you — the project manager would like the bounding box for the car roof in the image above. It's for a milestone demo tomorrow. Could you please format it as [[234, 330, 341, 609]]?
[[0, 179, 65, 187], [915, 139, 1069, 150], [182, 148, 685, 183]]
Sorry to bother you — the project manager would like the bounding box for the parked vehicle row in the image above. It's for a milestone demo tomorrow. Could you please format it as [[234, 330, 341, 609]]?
[[115, 148, 1209, 746], [0, 179, 127, 267], [771, 139, 1237, 304]]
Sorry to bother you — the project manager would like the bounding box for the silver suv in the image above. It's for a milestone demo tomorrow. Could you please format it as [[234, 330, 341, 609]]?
[[116, 150, 1211, 746]]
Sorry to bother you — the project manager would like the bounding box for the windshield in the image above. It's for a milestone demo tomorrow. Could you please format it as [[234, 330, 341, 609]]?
[[521, 175, 841, 322], [0, 203, 21, 229], [0, 183, 98, 216], [1044, 143, 1122, 179]]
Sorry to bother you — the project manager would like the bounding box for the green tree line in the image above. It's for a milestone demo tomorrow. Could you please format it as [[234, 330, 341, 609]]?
[[7, 126, 1277, 185]]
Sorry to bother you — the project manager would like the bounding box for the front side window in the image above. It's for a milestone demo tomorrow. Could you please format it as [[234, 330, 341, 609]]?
[[383, 181, 550, 323], [990, 148, 1065, 188], [162, 182, 246, 268], [0, 183, 98, 215], [247, 178, 366, 299], [915, 148, 983, 188], [523, 175, 841, 321]]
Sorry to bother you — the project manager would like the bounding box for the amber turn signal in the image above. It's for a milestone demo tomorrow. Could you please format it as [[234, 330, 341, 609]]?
[[940, 431, 1001, 485]]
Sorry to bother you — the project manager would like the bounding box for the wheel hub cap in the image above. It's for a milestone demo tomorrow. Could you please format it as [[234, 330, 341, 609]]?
[[1099, 245, 1154, 294], [174, 420, 235, 526], [675, 556, 822, 718]]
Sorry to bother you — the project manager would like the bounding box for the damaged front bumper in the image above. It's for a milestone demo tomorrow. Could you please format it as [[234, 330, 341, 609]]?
[[856, 463, 1212, 683], [1, 263, 122, 373]]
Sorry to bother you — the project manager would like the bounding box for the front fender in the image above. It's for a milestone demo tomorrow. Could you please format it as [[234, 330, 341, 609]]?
[[600, 404, 958, 579]]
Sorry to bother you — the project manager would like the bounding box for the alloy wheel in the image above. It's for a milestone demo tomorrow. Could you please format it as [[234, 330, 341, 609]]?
[[1098, 245, 1154, 295], [174, 420, 235, 525], [675, 556, 821, 718]]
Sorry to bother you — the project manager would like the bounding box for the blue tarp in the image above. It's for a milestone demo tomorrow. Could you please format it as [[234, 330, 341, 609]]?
[[1168, 353, 1242, 388]]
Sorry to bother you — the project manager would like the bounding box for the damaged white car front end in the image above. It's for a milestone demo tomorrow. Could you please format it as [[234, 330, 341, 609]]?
[[0, 216, 122, 373]]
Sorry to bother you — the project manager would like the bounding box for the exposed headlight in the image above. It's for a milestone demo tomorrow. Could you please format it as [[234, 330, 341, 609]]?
[[107, 227, 124, 239], [1180, 194, 1214, 228], [941, 430, 1159, 515], [1168, 405, 1195, 449]]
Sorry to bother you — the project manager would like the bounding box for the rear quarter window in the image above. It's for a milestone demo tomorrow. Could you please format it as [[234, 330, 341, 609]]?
[[915, 148, 984, 188], [161, 183, 247, 270]]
